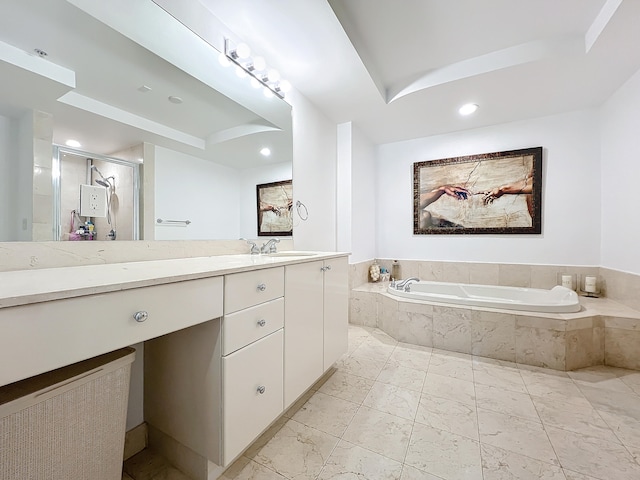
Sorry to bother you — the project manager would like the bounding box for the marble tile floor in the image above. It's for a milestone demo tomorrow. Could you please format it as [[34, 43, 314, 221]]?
[[124, 325, 640, 479], [123, 448, 192, 480]]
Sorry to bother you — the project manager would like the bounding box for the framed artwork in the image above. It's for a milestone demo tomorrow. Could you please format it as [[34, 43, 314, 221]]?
[[413, 147, 542, 235], [256, 179, 293, 236]]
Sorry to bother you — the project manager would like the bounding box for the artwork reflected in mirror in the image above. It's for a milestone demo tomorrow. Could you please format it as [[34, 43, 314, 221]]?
[[256, 180, 293, 236], [413, 147, 542, 234]]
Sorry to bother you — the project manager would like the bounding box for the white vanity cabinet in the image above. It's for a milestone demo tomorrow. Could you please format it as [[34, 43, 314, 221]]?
[[221, 268, 285, 465], [284, 256, 348, 407], [0, 276, 223, 387], [0, 252, 348, 479], [145, 267, 285, 467], [322, 257, 349, 370]]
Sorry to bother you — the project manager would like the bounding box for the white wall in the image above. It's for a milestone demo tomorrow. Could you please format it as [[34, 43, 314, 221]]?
[[600, 67, 640, 275], [0, 114, 13, 240], [290, 90, 338, 251], [154, 146, 241, 240], [336, 122, 377, 262], [375, 110, 601, 265], [336, 123, 352, 253], [16, 111, 33, 241], [238, 161, 292, 239]]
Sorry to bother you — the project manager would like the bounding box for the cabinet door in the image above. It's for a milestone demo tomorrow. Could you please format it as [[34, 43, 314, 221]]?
[[222, 330, 283, 466], [284, 261, 324, 408], [323, 257, 349, 370]]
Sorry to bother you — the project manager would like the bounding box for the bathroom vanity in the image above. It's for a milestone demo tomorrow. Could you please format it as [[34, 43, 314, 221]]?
[[0, 252, 348, 477]]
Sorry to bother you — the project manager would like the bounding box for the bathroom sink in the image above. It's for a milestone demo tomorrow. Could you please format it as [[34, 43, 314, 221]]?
[[268, 251, 319, 257]]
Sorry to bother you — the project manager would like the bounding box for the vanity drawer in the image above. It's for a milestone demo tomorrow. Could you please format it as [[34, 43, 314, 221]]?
[[0, 276, 223, 387], [224, 267, 284, 314], [222, 329, 283, 466], [222, 298, 284, 356]]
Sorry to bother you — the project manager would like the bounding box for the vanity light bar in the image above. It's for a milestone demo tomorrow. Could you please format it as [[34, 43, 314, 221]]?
[[223, 38, 286, 99]]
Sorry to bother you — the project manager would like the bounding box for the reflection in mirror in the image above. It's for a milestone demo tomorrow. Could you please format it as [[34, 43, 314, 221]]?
[[0, 0, 292, 242], [54, 147, 140, 241]]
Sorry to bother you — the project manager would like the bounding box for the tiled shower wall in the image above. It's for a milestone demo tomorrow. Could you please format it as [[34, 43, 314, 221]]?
[[59, 155, 136, 241], [31, 111, 54, 241], [350, 259, 640, 311]]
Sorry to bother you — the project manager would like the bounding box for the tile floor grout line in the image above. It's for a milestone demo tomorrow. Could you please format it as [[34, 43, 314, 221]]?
[[526, 374, 566, 472], [470, 351, 488, 480]]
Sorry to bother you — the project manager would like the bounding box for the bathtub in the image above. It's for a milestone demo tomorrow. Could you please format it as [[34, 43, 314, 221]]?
[[387, 280, 580, 313]]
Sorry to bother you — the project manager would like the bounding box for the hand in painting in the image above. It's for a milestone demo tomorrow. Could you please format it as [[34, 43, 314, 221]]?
[[260, 203, 279, 213], [418, 185, 470, 229], [419, 185, 470, 210], [482, 173, 533, 206]]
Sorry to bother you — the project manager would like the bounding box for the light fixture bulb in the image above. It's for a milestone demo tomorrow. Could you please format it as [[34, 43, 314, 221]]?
[[250, 78, 261, 89], [218, 52, 231, 67], [235, 66, 247, 78], [263, 88, 274, 98], [252, 56, 266, 71], [459, 103, 479, 116], [279, 80, 292, 93], [267, 68, 280, 82], [260, 147, 271, 157], [235, 42, 251, 59], [65, 139, 81, 148]]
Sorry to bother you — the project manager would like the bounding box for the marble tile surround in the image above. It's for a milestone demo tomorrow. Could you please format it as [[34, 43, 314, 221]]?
[[362, 259, 640, 310], [350, 260, 640, 371]]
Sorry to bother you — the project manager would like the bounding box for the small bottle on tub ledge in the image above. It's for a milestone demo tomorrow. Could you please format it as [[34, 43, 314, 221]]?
[[578, 274, 600, 297], [391, 260, 401, 282]]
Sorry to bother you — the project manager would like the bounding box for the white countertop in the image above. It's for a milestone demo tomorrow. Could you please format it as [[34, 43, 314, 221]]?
[[0, 252, 346, 308]]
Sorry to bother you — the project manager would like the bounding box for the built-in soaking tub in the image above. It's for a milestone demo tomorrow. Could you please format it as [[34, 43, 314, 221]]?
[[388, 280, 580, 313]]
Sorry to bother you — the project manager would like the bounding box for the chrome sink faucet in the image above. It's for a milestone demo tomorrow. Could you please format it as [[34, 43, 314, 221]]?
[[240, 238, 260, 255], [260, 238, 280, 254]]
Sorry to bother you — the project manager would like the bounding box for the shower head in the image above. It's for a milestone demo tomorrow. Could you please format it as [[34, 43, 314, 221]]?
[[90, 164, 106, 180], [90, 164, 115, 188]]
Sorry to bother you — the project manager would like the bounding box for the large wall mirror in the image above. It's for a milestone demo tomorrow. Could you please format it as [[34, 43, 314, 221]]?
[[0, 0, 293, 242]]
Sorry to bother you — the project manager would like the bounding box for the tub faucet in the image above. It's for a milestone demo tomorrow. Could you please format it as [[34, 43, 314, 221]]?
[[240, 238, 260, 255], [394, 277, 419, 290], [260, 238, 280, 254]]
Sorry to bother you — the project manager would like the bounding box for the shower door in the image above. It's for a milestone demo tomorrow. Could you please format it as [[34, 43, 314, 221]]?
[[53, 146, 140, 241]]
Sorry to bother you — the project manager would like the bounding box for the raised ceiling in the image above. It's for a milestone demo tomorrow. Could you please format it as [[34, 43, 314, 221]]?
[[2, 0, 639, 154], [200, 0, 640, 144]]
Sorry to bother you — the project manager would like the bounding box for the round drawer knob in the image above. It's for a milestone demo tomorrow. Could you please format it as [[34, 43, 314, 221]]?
[[257, 283, 267, 292], [257, 319, 266, 327], [257, 385, 266, 394], [325, 265, 332, 271], [133, 311, 148, 323]]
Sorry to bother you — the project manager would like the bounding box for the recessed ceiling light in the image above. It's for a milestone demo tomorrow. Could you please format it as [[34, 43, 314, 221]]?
[[168, 96, 183, 104], [459, 103, 479, 116], [65, 139, 81, 148], [260, 147, 271, 157], [138, 85, 152, 93]]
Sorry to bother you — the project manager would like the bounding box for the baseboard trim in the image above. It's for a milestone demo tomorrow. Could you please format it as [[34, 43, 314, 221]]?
[[124, 422, 148, 461]]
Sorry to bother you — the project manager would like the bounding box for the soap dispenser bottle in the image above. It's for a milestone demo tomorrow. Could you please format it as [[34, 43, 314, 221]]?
[[391, 260, 401, 281]]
